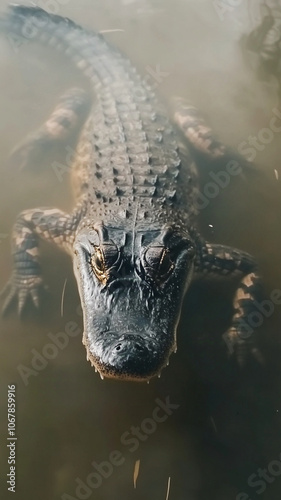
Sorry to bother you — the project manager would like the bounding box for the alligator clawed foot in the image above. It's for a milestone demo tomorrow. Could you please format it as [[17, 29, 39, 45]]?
[[1, 274, 46, 316], [250, 346, 265, 366], [223, 327, 265, 368]]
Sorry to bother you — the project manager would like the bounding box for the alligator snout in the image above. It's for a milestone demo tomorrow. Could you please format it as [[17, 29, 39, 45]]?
[[98, 334, 162, 381]]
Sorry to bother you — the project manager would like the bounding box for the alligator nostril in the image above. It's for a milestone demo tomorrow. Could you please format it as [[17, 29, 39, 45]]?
[[112, 335, 147, 357], [103, 334, 163, 378]]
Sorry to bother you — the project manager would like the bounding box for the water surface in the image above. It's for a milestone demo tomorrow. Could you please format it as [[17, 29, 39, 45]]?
[[1, 1, 281, 499]]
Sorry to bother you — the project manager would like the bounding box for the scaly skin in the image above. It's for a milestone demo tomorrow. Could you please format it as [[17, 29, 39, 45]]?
[[0, 6, 264, 381]]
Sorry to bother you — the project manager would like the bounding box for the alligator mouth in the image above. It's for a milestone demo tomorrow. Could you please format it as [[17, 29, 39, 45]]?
[[83, 333, 174, 382]]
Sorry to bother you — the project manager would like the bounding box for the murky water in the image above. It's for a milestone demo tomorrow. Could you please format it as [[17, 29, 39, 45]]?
[[1, 1, 281, 499]]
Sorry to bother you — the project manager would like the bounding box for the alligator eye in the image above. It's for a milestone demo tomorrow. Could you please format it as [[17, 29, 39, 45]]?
[[91, 244, 120, 283], [143, 246, 174, 281], [91, 248, 105, 277]]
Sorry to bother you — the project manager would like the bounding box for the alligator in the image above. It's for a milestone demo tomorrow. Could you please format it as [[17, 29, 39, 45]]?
[[240, 2, 281, 90], [0, 6, 264, 381]]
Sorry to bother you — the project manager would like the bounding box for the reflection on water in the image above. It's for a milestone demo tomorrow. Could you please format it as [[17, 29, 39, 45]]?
[[0, 0, 281, 499]]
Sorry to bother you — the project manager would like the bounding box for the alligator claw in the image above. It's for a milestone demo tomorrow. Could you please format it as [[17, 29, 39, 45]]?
[[0, 280, 11, 299], [224, 327, 264, 367], [30, 288, 40, 309], [237, 343, 264, 367], [18, 289, 27, 317], [1, 288, 16, 316], [1, 274, 44, 316], [251, 346, 265, 365]]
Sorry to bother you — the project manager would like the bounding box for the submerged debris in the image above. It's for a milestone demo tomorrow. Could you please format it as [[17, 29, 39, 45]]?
[[60, 278, 67, 317], [165, 476, 171, 500], [133, 459, 140, 489]]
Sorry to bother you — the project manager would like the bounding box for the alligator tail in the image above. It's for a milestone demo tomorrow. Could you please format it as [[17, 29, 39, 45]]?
[[0, 5, 132, 89]]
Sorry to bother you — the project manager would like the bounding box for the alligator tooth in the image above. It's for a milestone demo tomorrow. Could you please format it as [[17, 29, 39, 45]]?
[[100, 373, 104, 380], [166, 360, 169, 366], [147, 380, 150, 384], [95, 368, 97, 373], [158, 373, 161, 378], [174, 347, 177, 353]]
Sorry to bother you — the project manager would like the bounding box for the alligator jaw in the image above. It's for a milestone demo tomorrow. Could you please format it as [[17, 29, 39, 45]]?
[[82, 332, 177, 382]]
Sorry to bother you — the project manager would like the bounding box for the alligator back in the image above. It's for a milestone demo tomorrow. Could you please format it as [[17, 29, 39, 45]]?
[[2, 6, 198, 230]]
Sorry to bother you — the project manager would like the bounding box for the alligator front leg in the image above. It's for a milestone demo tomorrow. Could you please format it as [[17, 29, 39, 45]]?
[[195, 241, 264, 365], [1, 200, 86, 315]]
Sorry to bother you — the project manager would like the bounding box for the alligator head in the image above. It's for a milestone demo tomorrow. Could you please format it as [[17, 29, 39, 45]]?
[[73, 222, 195, 381]]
